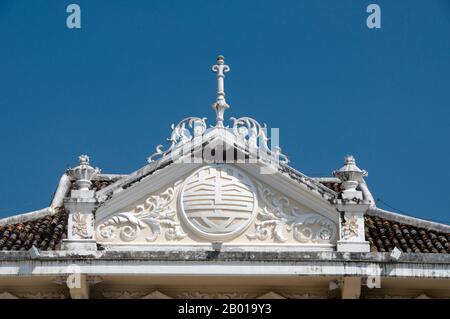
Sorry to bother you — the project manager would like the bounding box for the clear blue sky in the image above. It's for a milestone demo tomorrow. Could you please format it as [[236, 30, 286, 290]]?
[[0, 0, 449, 223]]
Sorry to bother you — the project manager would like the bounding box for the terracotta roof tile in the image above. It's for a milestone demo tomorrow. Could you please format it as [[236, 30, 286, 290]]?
[[1, 205, 448, 254], [320, 181, 342, 193], [91, 179, 116, 191], [365, 215, 450, 254], [0, 208, 68, 251], [69, 179, 116, 193]]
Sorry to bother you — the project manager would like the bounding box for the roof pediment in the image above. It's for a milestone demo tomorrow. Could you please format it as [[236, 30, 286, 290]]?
[[94, 125, 339, 219], [94, 160, 340, 248], [95, 117, 338, 206]]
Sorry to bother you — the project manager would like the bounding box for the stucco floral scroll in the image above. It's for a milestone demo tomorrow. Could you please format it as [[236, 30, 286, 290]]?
[[96, 187, 186, 242], [72, 212, 89, 238], [342, 215, 359, 240], [247, 185, 337, 243]]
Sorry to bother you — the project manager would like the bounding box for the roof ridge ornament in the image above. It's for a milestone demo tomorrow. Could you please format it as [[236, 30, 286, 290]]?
[[333, 155, 368, 201], [147, 117, 207, 163], [67, 154, 101, 192], [146, 56, 289, 165], [211, 55, 230, 128]]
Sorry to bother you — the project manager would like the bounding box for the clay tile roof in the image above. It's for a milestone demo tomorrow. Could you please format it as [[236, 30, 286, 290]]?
[[0, 208, 68, 251], [69, 178, 116, 192], [91, 179, 116, 191], [365, 215, 450, 254], [320, 181, 341, 193]]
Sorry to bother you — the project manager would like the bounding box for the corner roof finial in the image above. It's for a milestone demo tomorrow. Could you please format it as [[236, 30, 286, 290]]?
[[67, 154, 100, 192], [211, 55, 230, 127]]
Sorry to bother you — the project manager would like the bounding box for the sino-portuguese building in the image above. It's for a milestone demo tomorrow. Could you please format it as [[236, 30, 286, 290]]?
[[0, 56, 449, 299]]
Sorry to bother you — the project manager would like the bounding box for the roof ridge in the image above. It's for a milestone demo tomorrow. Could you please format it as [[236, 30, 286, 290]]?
[[0, 207, 53, 226], [367, 207, 450, 233]]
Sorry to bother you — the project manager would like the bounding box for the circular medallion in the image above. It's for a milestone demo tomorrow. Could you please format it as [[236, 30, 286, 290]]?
[[179, 164, 257, 241]]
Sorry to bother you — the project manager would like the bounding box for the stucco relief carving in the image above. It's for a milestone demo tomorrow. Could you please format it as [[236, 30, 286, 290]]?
[[95, 166, 336, 245], [230, 117, 289, 164], [148, 117, 207, 163], [96, 187, 186, 242], [72, 212, 89, 238], [342, 215, 359, 240], [179, 165, 257, 241], [247, 185, 337, 243]]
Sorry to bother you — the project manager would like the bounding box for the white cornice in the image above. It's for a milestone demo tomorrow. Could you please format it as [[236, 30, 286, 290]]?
[[0, 253, 448, 279]]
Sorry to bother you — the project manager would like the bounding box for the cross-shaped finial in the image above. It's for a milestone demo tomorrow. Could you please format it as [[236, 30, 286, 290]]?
[[211, 55, 230, 127]]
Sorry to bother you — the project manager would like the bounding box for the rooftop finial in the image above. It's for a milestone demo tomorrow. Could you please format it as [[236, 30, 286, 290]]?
[[211, 55, 230, 127], [333, 155, 368, 201], [79, 154, 90, 166], [67, 154, 100, 192]]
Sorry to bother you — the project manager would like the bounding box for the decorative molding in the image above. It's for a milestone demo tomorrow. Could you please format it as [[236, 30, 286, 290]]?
[[342, 215, 359, 240], [175, 292, 253, 299], [247, 184, 337, 243], [96, 187, 186, 242], [72, 212, 89, 238], [146, 115, 289, 165]]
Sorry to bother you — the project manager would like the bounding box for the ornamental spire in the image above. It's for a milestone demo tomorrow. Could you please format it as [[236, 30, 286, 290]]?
[[211, 55, 230, 127]]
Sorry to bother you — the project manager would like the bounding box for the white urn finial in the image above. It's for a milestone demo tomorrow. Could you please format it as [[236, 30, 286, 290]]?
[[67, 154, 100, 191], [333, 155, 368, 200], [79, 154, 90, 166], [211, 55, 230, 128]]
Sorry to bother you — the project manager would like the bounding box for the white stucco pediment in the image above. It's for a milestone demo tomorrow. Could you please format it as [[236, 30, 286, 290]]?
[[94, 161, 338, 249]]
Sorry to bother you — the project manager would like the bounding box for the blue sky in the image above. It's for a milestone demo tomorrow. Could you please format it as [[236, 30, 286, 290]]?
[[0, 0, 449, 223]]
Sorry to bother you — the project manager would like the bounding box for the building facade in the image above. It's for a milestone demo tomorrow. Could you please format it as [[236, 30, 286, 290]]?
[[0, 56, 449, 299]]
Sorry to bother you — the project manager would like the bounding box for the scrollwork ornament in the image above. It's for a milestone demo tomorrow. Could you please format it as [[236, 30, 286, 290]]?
[[342, 215, 359, 240], [147, 117, 207, 163], [230, 117, 289, 164], [247, 184, 337, 243], [72, 212, 89, 238], [97, 187, 186, 242]]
